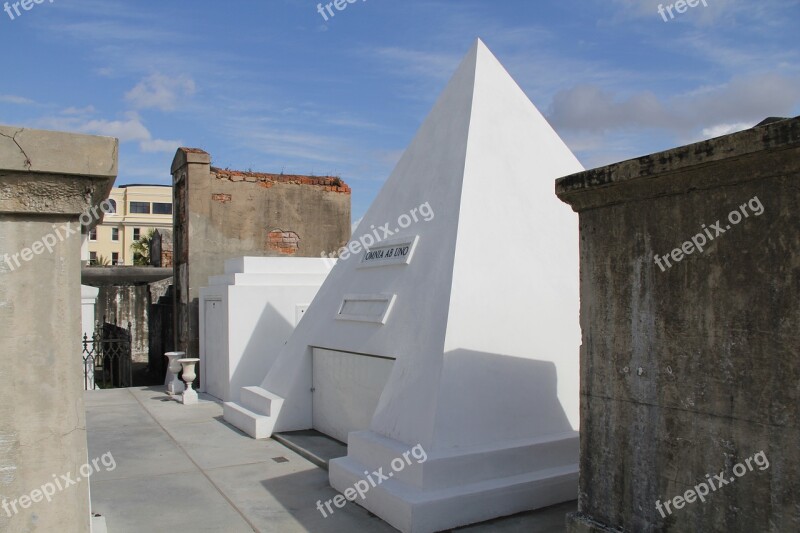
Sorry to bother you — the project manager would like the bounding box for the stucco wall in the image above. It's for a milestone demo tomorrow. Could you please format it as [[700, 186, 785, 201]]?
[[171, 148, 351, 358]]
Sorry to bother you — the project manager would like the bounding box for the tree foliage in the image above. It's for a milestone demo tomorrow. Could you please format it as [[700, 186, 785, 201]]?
[[131, 229, 157, 266]]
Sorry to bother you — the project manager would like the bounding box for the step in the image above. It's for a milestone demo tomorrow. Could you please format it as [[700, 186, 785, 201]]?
[[240, 386, 284, 416], [222, 401, 275, 440]]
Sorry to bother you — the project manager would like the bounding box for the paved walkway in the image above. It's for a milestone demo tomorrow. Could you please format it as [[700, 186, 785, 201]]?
[[86, 387, 574, 532]]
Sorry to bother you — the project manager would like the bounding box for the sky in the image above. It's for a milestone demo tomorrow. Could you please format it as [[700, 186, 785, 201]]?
[[0, 0, 798, 223]]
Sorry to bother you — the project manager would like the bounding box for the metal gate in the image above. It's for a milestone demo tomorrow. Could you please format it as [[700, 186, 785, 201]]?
[[82, 322, 133, 390]]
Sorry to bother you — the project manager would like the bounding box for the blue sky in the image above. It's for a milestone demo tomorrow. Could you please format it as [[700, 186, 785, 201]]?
[[1, 0, 798, 222]]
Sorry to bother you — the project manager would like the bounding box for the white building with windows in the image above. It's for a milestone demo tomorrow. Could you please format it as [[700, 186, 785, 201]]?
[[87, 184, 172, 266]]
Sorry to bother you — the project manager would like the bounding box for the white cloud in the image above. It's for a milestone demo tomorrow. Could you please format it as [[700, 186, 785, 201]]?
[[374, 47, 460, 83], [79, 113, 151, 142], [140, 139, 182, 153], [61, 105, 96, 116], [548, 73, 800, 136], [51, 21, 177, 43], [125, 73, 196, 111], [701, 122, 754, 138], [94, 67, 115, 77], [98, 120, 180, 153], [227, 118, 354, 165], [0, 94, 36, 106], [325, 114, 380, 130], [39, 112, 182, 154], [549, 85, 671, 132]]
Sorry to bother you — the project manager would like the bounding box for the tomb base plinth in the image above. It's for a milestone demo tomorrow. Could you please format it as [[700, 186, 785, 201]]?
[[329, 429, 578, 533]]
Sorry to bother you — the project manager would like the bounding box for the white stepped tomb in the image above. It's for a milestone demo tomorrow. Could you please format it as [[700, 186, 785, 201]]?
[[223, 39, 584, 532]]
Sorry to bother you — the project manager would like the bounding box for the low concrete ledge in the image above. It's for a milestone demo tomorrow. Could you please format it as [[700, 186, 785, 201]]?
[[0, 124, 118, 177], [0, 125, 118, 216], [82, 266, 173, 285]]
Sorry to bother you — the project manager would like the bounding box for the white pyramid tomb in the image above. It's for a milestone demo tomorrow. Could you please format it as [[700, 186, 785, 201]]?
[[223, 39, 584, 532]]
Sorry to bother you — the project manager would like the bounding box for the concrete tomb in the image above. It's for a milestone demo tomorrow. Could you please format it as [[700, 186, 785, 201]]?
[[81, 284, 100, 390], [81, 284, 99, 339], [557, 116, 800, 533], [223, 39, 584, 532], [199, 256, 334, 402]]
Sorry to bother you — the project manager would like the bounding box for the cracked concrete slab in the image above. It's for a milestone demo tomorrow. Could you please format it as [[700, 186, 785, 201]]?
[[0, 124, 117, 177]]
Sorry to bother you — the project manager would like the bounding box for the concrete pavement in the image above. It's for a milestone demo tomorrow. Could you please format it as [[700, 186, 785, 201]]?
[[85, 387, 574, 532]]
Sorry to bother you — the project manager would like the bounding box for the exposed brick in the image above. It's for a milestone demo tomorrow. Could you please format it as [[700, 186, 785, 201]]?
[[161, 251, 173, 268], [210, 166, 350, 192], [267, 230, 300, 255], [211, 193, 232, 204]]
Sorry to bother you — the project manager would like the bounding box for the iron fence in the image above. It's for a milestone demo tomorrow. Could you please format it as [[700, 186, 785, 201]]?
[[82, 321, 133, 390]]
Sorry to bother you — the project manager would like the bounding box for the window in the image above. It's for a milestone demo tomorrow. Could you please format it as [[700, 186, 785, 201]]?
[[89, 228, 97, 241], [130, 201, 150, 214], [90, 252, 97, 264], [152, 202, 172, 215], [112, 228, 119, 241], [133, 228, 140, 241], [112, 252, 119, 265], [105, 199, 117, 214]]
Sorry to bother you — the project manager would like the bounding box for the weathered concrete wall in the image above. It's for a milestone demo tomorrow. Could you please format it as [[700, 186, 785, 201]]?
[[0, 125, 117, 532], [94, 285, 149, 362], [82, 268, 173, 366], [148, 277, 174, 382], [556, 117, 800, 532], [171, 148, 351, 357]]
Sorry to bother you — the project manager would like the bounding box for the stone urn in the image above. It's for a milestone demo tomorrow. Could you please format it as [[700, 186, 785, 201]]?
[[178, 358, 200, 405], [164, 352, 186, 395]]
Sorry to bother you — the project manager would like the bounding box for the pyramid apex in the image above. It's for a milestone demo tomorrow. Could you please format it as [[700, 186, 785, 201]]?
[[467, 38, 490, 57], [464, 38, 506, 77]]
